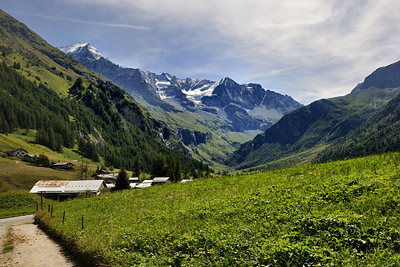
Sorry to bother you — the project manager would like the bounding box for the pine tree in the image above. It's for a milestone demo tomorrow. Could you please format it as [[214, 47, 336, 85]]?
[[48, 127, 56, 151], [151, 154, 166, 177], [132, 156, 141, 177], [174, 159, 182, 182], [114, 169, 129, 190]]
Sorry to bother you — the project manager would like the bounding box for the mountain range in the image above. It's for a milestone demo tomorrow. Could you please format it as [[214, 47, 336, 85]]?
[[59, 42, 302, 167], [228, 60, 400, 170]]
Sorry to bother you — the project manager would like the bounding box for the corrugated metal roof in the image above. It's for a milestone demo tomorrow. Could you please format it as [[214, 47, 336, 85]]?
[[97, 173, 118, 179], [30, 180, 104, 194], [35, 180, 69, 186], [52, 162, 74, 166], [153, 177, 170, 183], [135, 183, 152, 188], [129, 183, 138, 188]]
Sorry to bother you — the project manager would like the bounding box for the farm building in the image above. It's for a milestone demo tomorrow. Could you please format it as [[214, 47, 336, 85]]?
[[51, 162, 75, 170], [135, 180, 153, 189], [152, 177, 170, 186], [129, 177, 139, 188], [7, 148, 28, 157], [30, 180, 106, 200], [181, 179, 193, 183], [96, 173, 118, 184]]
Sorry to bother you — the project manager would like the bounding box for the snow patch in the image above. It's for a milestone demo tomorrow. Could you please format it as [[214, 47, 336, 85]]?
[[155, 78, 171, 100], [59, 42, 104, 60], [59, 42, 88, 54], [182, 82, 215, 104]]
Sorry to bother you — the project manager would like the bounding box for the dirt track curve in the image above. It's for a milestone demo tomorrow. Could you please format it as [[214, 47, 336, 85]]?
[[0, 215, 80, 267]]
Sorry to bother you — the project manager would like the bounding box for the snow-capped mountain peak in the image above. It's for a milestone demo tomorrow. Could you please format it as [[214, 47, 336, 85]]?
[[59, 42, 104, 60]]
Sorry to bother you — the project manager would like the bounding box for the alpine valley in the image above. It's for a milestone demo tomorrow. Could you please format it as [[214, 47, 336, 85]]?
[[229, 60, 400, 171], [60, 42, 302, 168]]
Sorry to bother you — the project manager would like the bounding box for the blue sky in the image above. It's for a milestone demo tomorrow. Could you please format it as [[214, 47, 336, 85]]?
[[2, 0, 400, 104]]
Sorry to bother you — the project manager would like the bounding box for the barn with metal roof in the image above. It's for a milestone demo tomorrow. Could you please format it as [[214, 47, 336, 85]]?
[[30, 180, 106, 200]]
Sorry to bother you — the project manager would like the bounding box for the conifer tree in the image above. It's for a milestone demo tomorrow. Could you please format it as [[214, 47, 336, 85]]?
[[132, 156, 141, 177], [114, 169, 129, 190]]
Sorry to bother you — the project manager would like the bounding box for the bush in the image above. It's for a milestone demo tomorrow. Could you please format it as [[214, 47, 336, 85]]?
[[36, 154, 49, 167]]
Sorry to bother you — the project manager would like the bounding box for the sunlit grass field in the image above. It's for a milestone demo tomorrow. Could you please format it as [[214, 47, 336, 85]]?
[[36, 152, 400, 266]]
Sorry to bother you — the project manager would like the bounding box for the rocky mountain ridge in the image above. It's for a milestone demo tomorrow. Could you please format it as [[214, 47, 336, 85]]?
[[59, 43, 302, 133]]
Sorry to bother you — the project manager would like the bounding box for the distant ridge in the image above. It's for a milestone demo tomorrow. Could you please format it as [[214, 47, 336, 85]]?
[[228, 60, 400, 170]]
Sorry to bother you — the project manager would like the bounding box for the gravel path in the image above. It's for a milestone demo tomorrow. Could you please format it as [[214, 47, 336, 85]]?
[[0, 215, 80, 267]]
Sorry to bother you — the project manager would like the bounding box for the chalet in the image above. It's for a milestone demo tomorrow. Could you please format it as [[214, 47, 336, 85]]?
[[30, 180, 106, 200], [51, 162, 75, 170], [181, 179, 193, 183], [7, 148, 28, 157], [135, 179, 153, 189], [152, 177, 170, 186]]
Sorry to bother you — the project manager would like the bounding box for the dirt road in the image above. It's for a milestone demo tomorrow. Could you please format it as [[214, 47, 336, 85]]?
[[0, 215, 80, 267]]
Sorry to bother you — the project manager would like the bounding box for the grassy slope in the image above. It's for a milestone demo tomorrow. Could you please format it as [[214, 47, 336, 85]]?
[[37, 152, 400, 266], [148, 106, 261, 170], [0, 191, 55, 218], [0, 130, 103, 192]]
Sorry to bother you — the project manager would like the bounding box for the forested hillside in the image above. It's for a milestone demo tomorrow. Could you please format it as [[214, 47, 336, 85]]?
[[315, 91, 400, 163]]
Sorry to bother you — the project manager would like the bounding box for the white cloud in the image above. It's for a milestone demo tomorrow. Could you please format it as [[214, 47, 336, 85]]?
[[60, 0, 400, 103], [11, 11, 151, 30]]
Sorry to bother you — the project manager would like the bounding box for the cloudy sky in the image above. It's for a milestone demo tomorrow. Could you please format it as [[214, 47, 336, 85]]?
[[2, 0, 400, 104]]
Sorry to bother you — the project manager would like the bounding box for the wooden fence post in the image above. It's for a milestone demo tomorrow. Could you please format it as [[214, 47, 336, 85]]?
[[40, 191, 43, 210], [51, 206, 53, 217], [81, 215, 84, 229], [62, 210, 65, 225], [36, 202, 38, 212], [110, 212, 114, 245]]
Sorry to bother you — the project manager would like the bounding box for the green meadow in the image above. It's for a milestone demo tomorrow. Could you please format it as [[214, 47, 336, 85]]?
[[36, 152, 400, 266]]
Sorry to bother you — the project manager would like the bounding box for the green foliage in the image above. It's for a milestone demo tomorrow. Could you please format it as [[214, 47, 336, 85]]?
[[36, 152, 400, 266], [36, 154, 49, 167], [132, 156, 141, 177], [150, 153, 185, 181], [77, 138, 99, 162], [114, 169, 129, 190]]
